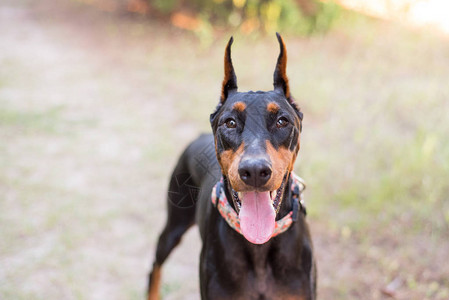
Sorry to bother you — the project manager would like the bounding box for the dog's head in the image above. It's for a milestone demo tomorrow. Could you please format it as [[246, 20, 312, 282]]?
[[210, 34, 303, 244]]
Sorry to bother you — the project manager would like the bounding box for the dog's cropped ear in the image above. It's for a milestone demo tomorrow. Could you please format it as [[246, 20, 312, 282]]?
[[220, 36, 238, 103], [273, 33, 291, 100], [211, 37, 238, 128], [273, 33, 303, 125]]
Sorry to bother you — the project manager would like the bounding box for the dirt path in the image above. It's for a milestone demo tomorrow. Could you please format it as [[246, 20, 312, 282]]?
[[0, 1, 203, 299]]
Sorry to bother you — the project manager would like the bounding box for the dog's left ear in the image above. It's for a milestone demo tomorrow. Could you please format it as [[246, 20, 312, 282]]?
[[273, 33, 291, 100], [273, 33, 303, 122]]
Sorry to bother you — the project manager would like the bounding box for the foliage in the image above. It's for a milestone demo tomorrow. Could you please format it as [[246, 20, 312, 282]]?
[[148, 0, 341, 35]]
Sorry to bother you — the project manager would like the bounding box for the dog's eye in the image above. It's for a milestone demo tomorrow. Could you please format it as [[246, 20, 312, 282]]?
[[225, 118, 237, 129], [276, 117, 289, 128]]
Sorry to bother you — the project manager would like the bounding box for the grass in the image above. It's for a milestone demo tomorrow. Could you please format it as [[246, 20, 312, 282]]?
[[0, 0, 448, 299], [293, 14, 449, 232]]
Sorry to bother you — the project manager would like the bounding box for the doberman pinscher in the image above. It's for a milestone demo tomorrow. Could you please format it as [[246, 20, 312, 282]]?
[[148, 33, 316, 300]]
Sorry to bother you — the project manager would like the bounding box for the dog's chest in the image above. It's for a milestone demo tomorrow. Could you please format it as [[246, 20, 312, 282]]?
[[224, 265, 305, 300], [216, 239, 305, 299]]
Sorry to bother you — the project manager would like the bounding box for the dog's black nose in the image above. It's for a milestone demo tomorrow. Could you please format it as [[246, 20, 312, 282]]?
[[238, 159, 272, 187]]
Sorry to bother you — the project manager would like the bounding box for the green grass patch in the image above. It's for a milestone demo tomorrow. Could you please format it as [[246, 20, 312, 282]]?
[[0, 106, 65, 134]]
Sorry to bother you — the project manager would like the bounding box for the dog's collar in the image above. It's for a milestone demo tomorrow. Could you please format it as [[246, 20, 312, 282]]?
[[211, 173, 306, 239]]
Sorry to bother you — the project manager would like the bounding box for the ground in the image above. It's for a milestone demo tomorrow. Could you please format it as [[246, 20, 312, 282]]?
[[0, 1, 448, 299]]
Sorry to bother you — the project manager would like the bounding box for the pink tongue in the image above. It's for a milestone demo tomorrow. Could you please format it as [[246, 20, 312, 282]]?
[[239, 191, 276, 244]]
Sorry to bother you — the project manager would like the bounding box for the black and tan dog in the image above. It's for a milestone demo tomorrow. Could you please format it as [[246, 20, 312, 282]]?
[[148, 33, 316, 300]]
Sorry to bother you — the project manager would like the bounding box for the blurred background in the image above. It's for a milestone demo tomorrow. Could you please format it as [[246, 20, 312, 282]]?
[[1, 0, 448, 299]]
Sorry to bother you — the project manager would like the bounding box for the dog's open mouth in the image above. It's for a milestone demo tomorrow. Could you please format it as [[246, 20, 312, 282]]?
[[231, 175, 287, 215], [229, 174, 288, 244]]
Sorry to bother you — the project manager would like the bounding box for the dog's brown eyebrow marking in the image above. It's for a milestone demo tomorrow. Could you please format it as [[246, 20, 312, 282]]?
[[267, 102, 280, 114], [233, 101, 246, 112]]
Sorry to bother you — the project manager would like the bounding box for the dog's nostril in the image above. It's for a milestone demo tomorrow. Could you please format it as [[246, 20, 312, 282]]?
[[241, 171, 251, 179], [259, 169, 271, 179]]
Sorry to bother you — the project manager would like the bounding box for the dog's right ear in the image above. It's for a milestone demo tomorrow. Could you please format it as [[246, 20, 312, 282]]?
[[220, 36, 238, 103], [211, 37, 238, 127]]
